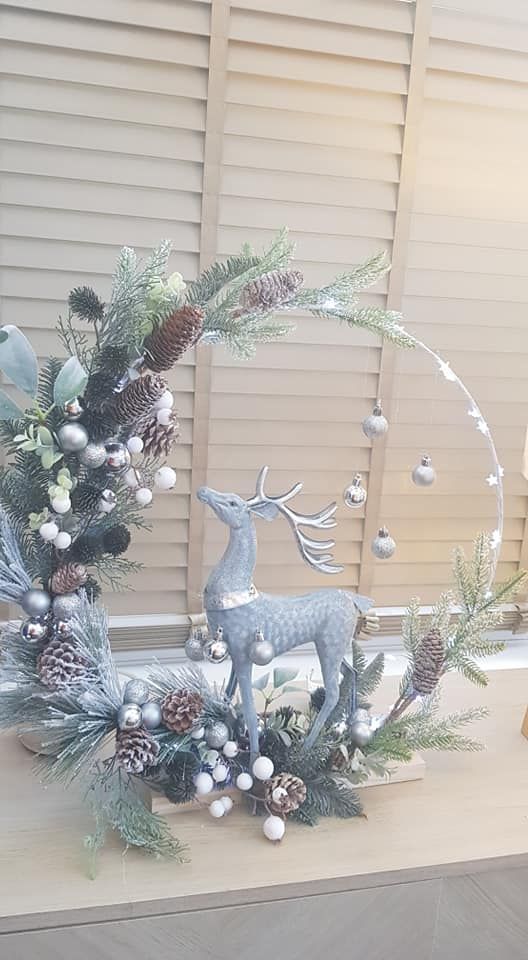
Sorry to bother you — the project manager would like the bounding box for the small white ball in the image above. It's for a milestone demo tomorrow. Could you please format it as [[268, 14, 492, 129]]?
[[157, 408, 173, 426], [220, 795, 234, 813], [135, 487, 153, 506], [252, 756, 274, 781], [208, 799, 225, 819], [126, 436, 144, 454], [212, 762, 229, 783], [53, 531, 72, 550], [271, 786, 288, 804], [123, 467, 141, 489], [191, 725, 205, 741], [51, 496, 71, 515], [194, 772, 214, 796], [236, 772, 253, 792], [154, 466, 177, 491], [204, 749, 219, 765], [263, 815, 285, 842], [39, 521, 59, 542], [222, 740, 239, 759], [154, 390, 174, 411]]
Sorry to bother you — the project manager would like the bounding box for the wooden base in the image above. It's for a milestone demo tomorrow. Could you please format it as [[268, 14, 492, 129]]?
[[521, 706, 528, 739]]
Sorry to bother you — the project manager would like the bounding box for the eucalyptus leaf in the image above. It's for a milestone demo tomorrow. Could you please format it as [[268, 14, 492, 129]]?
[[252, 673, 270, 691], [0, 325, 38, 396], [273, 667, 298, 688], [40, 448, 55, 470], [53, 356, 88, 407], [37, 426, 54, 446], [0, 389, 24, 420]]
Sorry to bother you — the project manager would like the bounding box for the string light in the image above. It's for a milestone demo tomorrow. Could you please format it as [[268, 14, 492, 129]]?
[[490, 530, 502, 550], [468, 406, 481, 419]]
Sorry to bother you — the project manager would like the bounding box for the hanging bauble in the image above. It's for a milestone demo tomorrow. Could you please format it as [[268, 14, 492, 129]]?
[[39, 521, 59, 542], [205, 721, 230, 749], [52, 619, 73, 640], [362, 400, 389, 440], [184, 627, 206, 662], [249, 629, 274, 666], [104, 441, 131, 474], [157, 408, 173, 427], [194, 771, 214, 796], [202, 627, 230, 663], [20, 617, 49, 645], [54, 531, 72, 550], [412, 454, 436, 487], [371, 526, 396, 560], [117, 702, 143, 731], [126, 436, 144, 455], [263, 815, 285, 842], [141, 700, 163, 730], [51, 495, 71, 515], [98, 490, 117, 514], [123, 678, 150, 705], [212, 762, 229, 783], [154, 466, 177, 490], [236, 772, 253, 791], [222, 740, 239, 759], [348, 708, 374, 748], [57, 422, 89, 453], [343, 473, 367, 509], [63, 398, 84, 421], [135, 487, 153, 507], [252, 755, 274, 780], [52, 592, 81, 621], [208, 799, 226, 818], [78, 442, 107, 470], [21, 588, 52, 618], [220, 795, 234, 813]]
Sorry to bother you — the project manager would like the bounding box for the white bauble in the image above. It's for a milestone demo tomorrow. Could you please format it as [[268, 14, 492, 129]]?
[[252, 756, 274, 781], [154, 466, 177, 491], [271, 786, 288, 804], [212, 762, 228, 783], [263, 815, 285, 842], [135, 487, 153, 506], [220, 795, 234, 813], [53, 531, 72, 550], [236, 772, 253, 792], [126, 436, 144, 454], [154, 390, 174, 411], [208, 799, 225, 819], [190, 725, 205, 741], [51, 496, 71, 515], [123, 467, 141, 489], [157, 408, 173, 427], [39, 521, 59, 542], [194, 772, 214, 796], [222, 740, 239, 759]]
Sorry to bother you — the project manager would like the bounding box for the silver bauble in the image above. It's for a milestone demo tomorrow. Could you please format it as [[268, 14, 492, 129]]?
[[348, 708, 374, 748], [343, 473, 367, 509], [202, 627, 230, 663], [123, 678, 150, 705], [52, 592, 82, 621], [52, 619, 73, 639], [249, 630, 274, 666], [371, 526, 396, 560], [412, 454, 436, 487], [21, 588, 52, 618], [104, 441, 131, 474], [184, 628, 206, 662], [141, 700, 162, 730], [205, 720, 230, 749], [362, 400, 389, 440], [20, 617, 49, 645], [63, 397, 84, 421], [117, 702, 143, 731], [57, 422, 89, 453], [79, 442, 107, 470]]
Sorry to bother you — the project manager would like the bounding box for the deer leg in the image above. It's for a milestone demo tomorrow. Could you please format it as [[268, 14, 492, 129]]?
[[304, 641, 342, 750], [235, 660, 259, 761]]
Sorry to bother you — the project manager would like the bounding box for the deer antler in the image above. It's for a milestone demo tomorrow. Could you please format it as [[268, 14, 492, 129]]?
[[247, 466, 344, 574]]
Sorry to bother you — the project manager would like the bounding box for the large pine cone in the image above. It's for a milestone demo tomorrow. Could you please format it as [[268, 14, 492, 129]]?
[[112, 373, 166, 424], [161, 688, 204, 733], [144, 306, 203, 372], [51, 562, 88, 595], [37, 639, 88, 689], [264, 773, 307, 815], [237, 269, 303, 314], [115, 728, 160, 775], [139, 411, 180, 459], [412, 629, 445, 695]]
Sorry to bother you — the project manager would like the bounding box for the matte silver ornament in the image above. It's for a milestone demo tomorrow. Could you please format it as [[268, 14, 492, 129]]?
[[52, 619, 73, 639], [249, 629, 274, 666], [348, 708, 374, 748], [57, 422, 89, 453], [184, 627, 206, 662], [412, 454, 436, 487], [123, 678, 150, 705], [21, 588, 52, 618], [202, 626, 230, 663], [98, 489, 117, 513], [63, 398, 84, 421], [371, 526, 396, 560], [141, 700, 162, 730], [343, 473, 367, 509], [20, 617, 49, 645], [205, 721, 230, 749], [117, 702, 143, 731], [104, 441, 131, 474], [78, 442, 107, 470], [362, 400, 388, 440], [52, 592, 82, 621]]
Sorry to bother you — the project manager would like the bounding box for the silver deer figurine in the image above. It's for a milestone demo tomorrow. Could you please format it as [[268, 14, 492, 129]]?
[[197, 467, 372, 757]]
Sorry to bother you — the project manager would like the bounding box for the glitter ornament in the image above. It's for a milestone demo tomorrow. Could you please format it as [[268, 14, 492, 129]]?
[[252, 756, 274, 780], [220, 795, 234, 813], [126, 436, 144, 454], [371, 526, 396, 560], [117, 702, 143, 731], [212, 762, 229, 783], [249, 629, 274, 666], [206, 721, 230, 749], [154, 466, 176, 490], [20, 618, 49, 645], [57, 422, 89, 453], [412, 455, 436, 487], [51, 496, 71, 515], [348, 708, 374, 748], [39, 521, 59, 542], [154, 390, 174, 411], [208, 799, 225, 818], [156, 408, 173, 427], [104, 441, 131, 474], [222, 740, 239, 759], [263, 815, 285, 842], [54, 531, 72, 550], [141, 700, 162, 730], [52, 592, 81, 621], [343, 473, 367, 509], [194, 771, 214, 796], [236, 772, 253, 791], [202, 627, 230, 663], [78, 442, 107, 469], [184, 628, 206, 662], [21, 588, 52, 618], [63, 397, 84, 421], [135, 487, 153, 507], [123, 678, 150, 705], [362, 400, 389, 440], [98, 490, 117, 513]]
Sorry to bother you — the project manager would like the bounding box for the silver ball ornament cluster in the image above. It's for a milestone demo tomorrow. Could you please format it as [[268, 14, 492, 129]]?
[[116, 679, 162, 732]]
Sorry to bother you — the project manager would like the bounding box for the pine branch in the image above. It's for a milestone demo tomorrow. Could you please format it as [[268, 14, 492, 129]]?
[[357, 652, 385, 698], [186, 250, 263, 306], [301, 774, 363, 821]]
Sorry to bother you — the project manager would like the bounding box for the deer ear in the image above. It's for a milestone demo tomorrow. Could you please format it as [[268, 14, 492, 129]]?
[[250, 501, 279, 522]]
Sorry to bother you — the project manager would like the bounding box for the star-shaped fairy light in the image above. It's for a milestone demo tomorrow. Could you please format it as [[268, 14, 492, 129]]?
[[486, 474, 498, 487]]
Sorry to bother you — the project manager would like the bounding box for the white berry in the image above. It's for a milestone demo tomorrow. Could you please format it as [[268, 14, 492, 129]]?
[[53, 531, 72, 550], [123, 467, 140, 489], [135, 487, 153, 506], [220, 795, 234, 813], [271, 786, 288, 803], [154, 466, 176, 490], [154, 390, 174, 411], [126, 436, 144, 454], [212, 762, 228, 783], [157, 408, 173, 426], [194, 772, 214, 796], [39, 521, 59, 542], [222, 740, 239, 759], [51, 496, 71, 515], [236, 772, 253, 792], [263, 815, 285, 842], [252, 756, 274, 780], [208, 799, 225, 818], [191, 725, 205, 740]]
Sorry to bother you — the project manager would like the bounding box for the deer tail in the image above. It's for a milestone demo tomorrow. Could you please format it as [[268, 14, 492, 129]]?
[[353, 594, 374, 614]]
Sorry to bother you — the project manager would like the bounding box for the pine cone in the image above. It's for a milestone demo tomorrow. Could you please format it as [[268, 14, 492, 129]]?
[[68, 285, 105, 322], [139, 411, 180, 459], [412, 629, 445, 695], [102, 525, 131, 557], [237, 269, 303, 314], [264, 773, 307, 815], [51, 562, 88, 595], [112, 374, 166, 425], [115, 728, 160, 775], [144, 306, 204, 372], [164, 753, 201, 804], [161, 688, 204, 733], [72, 482, 104, 514], [83, 574, 102, 601], [37, 639, 88, 689]]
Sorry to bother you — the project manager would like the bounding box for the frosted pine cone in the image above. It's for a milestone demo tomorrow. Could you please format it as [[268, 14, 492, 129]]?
[[37, 639, 88, 689], [144, 306, 203, 372], [412, 629, 445, 695], [237, 269, 303, 314], [112, 374, 166, 424], [264, 773, 307, 815], [51, 562, 88, 595], [161, 688, 204, 733], [139, 411, 180, 459], [115, 728, 160, 774]]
